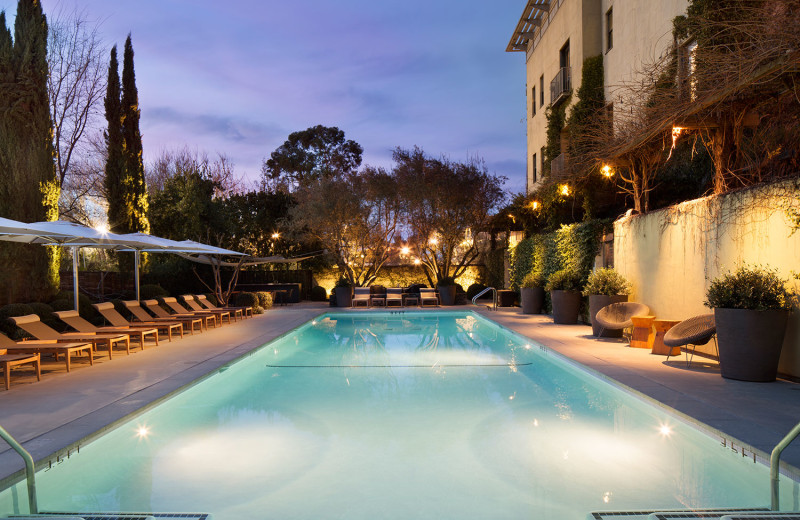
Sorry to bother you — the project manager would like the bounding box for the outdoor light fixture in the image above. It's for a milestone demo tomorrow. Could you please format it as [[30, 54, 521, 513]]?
[[429, 237, 438, 245], [94, 223, 109, 234], [560, 184, 570, 196], [601, 164, 613, 178], [401, 246, 410, 255], [271, 232, 280, 239], [413, 258, 421, 265], [530, 201, 540, 210]]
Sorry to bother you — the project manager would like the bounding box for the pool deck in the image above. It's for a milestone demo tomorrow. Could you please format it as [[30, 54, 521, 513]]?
[[1, 302, 799, 489]]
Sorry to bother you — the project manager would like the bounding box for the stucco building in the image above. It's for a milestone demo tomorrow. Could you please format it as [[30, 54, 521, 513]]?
[[507, 0, 688, 194]]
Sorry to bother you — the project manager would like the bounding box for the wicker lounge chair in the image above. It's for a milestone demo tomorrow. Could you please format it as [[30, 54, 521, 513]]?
[[123, 300, 202, 334], [94, 302, 183, 341], [54, 310, 158, 348], [0, 332, 93, 372], [161, 297, 219, 328], [195, 294, 252, 319], [181, 295, 232, 324], [0, 352, 40, 390], [419, 288, 439, 307], [663, 314, 717, 367], [352, 288, 371, 308], [594, 302, 650, 338], [386, 288, 403, 307], [10, 314, 130, 360]]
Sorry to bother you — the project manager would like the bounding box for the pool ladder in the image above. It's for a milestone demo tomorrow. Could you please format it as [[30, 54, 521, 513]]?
[[0, 423, 37, 514], [771, 419, 800, 510], [472, 287, 497, 311]]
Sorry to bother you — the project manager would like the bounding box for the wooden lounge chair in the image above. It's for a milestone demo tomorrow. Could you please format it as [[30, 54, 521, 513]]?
[[0, 332, 93, 372], [663, 314, 717, 367], [386, 288, 403, 307], [161, 297, 219, 328], [195, 294, 251, 319], [352, 287, 371, 308], [123, 300, 202, 334], [10, 314, 130, 360], [54, 310, 159, 349], [181, 295, 231, 324], [594, 302, 650, 338], [94, 302, 183, 341], [0, 351, 40, 390], [419, 288, 439, 307], [138, 300, 206, 333]]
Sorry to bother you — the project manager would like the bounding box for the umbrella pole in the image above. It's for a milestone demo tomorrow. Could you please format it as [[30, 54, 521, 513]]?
[[135, 250, 141, 301], [72, 246, 79, 311]]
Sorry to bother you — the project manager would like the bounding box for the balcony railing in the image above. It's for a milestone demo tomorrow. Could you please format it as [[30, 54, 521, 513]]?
[[550, 66, 571, 106], [549, 153, 568, 180]]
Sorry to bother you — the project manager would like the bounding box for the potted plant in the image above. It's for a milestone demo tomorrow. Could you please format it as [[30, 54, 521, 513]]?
[[520, 271, 546, 314], [334, 277, 353, 308], [545, 269, 584, 324], [437, 276, 457, 306], [583, 267, 632, 337], [705, 265, 795, 382]]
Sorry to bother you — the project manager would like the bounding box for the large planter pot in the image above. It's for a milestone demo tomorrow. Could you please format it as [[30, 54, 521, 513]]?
[[521, 287, 545, 314], [715, 308, 789, 382], [550, 290, 582, 325], [334, 287, 352, 308], [437, 285, 456, 306], [588, 294, 629, 337]]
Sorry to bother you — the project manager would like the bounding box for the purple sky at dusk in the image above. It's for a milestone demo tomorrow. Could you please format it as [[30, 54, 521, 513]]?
[[1, 0, 528, 193]]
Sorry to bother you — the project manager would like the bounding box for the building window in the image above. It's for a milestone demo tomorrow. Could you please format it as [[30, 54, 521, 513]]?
[[531, 87, 536, 116], [606, 8, 613, 52], [539, 75, 544, 107], [532, 153, 537, 182], [560, 40, 570, 69], [540, 146, 545, 173]]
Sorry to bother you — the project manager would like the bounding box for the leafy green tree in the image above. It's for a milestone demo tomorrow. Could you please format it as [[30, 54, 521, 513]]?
[[119, 34, 148, 234], [263, 125, 363, 189], [392, 147, 506, 286], [103, 44, 125, 231], [0, 1, 60, 302]]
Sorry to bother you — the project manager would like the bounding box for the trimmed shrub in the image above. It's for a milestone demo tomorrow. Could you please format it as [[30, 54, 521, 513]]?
[[50, 298, 72, 312], [545, 269, 584, 292], [521, 271, 546, 289], [583, 268, 632, 296], [255, 291, 273, 310], [140, 284, 168, 301], [310, 285, 328, 301], [466, 283, 488, 300], [0, 303, 35, 339], [705, 265, 795, 311], [236, 292, 262, 314], [28, 302, 58, 330]]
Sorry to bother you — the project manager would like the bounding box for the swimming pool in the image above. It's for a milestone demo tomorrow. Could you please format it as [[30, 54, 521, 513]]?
[[0, 311, 796, 519]]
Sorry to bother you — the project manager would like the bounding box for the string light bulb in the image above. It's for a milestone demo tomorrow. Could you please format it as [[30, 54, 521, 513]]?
[[601, 164, 613, 178]]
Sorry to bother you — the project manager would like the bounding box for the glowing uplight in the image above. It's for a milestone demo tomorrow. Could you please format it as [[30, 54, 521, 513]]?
[[524, 344, 531, 349], [136, 425, 150, 438], [400, 246, 410, 255], [601, 164, 613, 178], [95, 223, 109, 234], [530, 200, 540, 210], [271, 232, 280, 239], [667, 126, 684, 160], [429, 237, 438, 245], [659, 423, 673, 437], [560, 184, 570, 196], [413, 258, 421, 265]]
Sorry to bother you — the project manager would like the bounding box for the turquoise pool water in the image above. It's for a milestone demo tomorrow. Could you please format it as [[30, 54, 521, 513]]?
[[0, 311, 797, 519]]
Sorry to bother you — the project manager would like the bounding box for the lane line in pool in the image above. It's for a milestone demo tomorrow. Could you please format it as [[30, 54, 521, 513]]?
[[265, 363, 532, 368]]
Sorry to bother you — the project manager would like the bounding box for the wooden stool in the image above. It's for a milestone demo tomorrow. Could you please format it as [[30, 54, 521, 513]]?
[[652, 319, 681, 356], [630, 315, 655, 349]]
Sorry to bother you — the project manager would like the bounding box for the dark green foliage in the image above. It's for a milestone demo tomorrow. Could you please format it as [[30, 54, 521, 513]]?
[[309, 286, 328, 301], [0, 303, 35, 339], [705, 265, 795, 311], [334, 277, 352, 288], [482, 249, 505, 290], [649, 141, 713, 210], [583, 268, 631, 296], [0, 0, 60, 303], [566, 55, 605, 162], [264, 125, 363, 187], [255, 291, 273, 310], [521, 271, 546, 289], [148, 169, 220, 241], [104, 45, 126, 234], [543, 101, 568, 175], [110, 299, 130, 319], [27, 301, 58, 329], [545, 268, 584, 292], [49, 298, 71, 312], [508, 237, 536, 289], [119, 35, 148, 235], [139, 284, 168, 300], [235, 292, 260, 313], [466, 283, 487, 300]]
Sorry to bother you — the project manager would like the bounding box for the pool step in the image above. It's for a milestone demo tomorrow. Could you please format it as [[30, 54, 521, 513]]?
[[6, 513, 210, 520], [590, 508, 779, 520]]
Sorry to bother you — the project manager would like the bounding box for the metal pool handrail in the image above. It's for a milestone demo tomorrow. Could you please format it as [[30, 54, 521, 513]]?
[[770, 420, 800, 510], [0, 423, 38, 514], [472, 287, 497, 311]]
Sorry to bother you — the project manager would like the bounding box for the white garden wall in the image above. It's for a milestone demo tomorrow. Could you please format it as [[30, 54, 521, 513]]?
[[614, 179, 800, 378]]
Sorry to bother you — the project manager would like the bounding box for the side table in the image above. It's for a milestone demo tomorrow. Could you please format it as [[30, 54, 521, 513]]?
[[651, 319, 681, 356], [630, 315, 655, 349]]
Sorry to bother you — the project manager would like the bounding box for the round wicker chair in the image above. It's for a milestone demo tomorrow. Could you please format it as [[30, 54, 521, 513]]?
[[663, 313, 717, 367], [594, 302, 650, 338]]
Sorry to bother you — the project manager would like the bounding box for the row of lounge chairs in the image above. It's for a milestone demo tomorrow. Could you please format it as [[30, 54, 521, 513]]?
[[0, 295, 253, 390], [351, 287, 441, 308]]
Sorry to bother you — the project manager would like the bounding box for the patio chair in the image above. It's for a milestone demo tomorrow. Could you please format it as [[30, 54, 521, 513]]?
[[0, 331, 93, 372], [138, 300, 206, 333], [54, 310, 159, 349], [123, 300, 202, 334], [162, 297, 219, 328], [386, 288, 403, 307], [352, 287, 371, 308], [195, 294, 252, 319], [419, 288, 439, 307], [0, 351, 40, 390], [94, 302, 184, 341], [181, 295, 232, 324], [663, 314, 717, 367], [10, 314, 130, 360], [594, 302, 650, 338]]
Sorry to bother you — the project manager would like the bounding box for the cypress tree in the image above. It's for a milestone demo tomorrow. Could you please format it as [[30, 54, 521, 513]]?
[[0, 1, 60, 302], [119, 34, 149, 235], [104, 45, 125, 234]]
